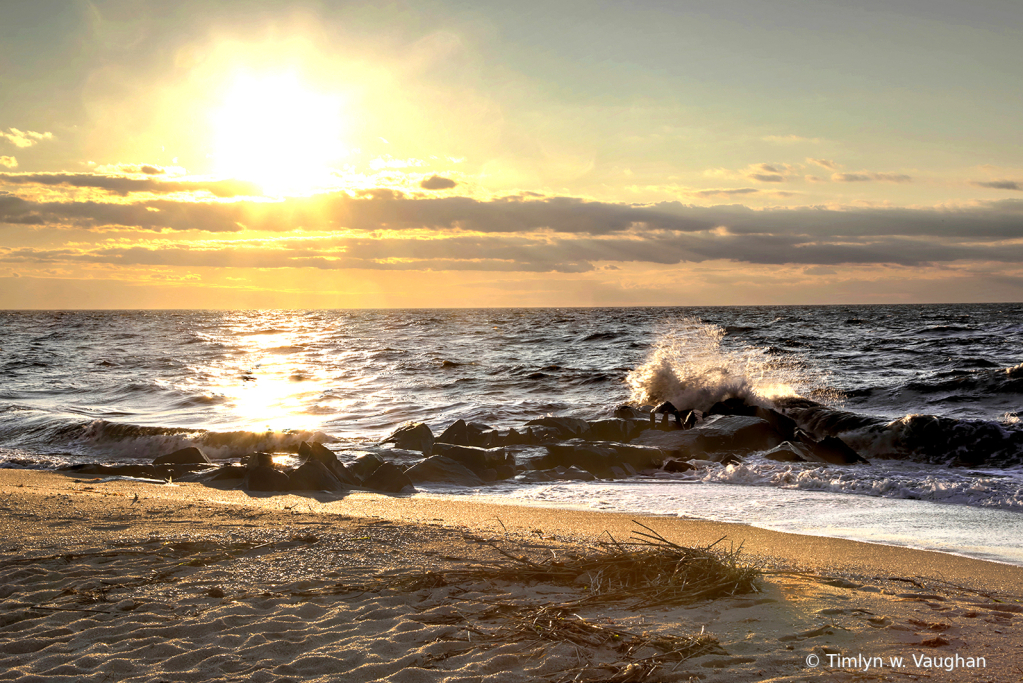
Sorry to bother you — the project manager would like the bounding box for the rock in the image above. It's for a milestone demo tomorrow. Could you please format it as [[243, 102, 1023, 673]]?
[[288, 460, 348, 492], [631, 429, 702, 457], [153, 446, 211, 466], [695, 415, 782, 453], [587, 418, 640, 442], [709, 452, 744, 466], [246, 452, 274, 469], [244, 466, 290, 492], [650, 401, 687, 428], [465, 422, 497, 447], [754, 407, 798, 442], [545, 440, 617, 478], [298, 442, 360, 486], [503, 428, 526, 445], [60, 463, 159, 478], [607, 443, 667, 470], [206, 465, 247, 482], [762, 442, 810, 462], [348, 453, 384, 481], [526, 416, 591, 439], [663, 458, 695, 473], [436, 419, 470, 446], [518, 470, 554, 483], [550, 465, 598, 481], [406, 456, 484, 486], [797, 432, 868, 464], [362, 462, 415, 493], [382, 423, 434, 455], [432, 443, 510, 476], [707, 397, 758, 417], [613, 404, 647, 420]]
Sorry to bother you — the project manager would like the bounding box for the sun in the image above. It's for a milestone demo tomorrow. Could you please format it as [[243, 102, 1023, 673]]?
[[211, 73, 345, 195]]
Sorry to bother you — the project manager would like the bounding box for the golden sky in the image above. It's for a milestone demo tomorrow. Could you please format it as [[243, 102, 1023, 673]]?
[[2, 0, 1023, 307]]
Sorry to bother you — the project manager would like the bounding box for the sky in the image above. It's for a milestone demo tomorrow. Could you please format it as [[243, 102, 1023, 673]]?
[[2, 0, 1022, 308]]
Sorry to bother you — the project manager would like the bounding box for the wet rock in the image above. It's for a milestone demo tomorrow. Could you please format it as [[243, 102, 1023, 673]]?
[[613, 404, 647, 420], [707, 398, 758, 417], [606, 443, 666, 470], [206, 465, 247, 482], [517, 470, 554, 483], [153, 446, 211, 466], [348, 453, 384, 481], [650, 401, 690, 428], [60, 463, 159, 478], [436, 419, 470, 446], [762, 442, 809, 462], [632, 429, 702, 457], [382, 422, 434, 455], [466, 422, 498, 447], [545, 441, 618, 478], [526, 416, 591, 439], [246, 452, 274, 469], [696, 415, 782, 453], [406, 456, 484, 486], [587, 418, 642, 442], [298, 442, 360, 486], [433, 443, 512, 478], [755, 407, 798, 442], [288, 460, 348, 492], [362, 461, 415, 493], [551, 465, 598, 481], [797, 432, 869, 464], [244, 466, 290, 492], [662, 458, 695, 473]]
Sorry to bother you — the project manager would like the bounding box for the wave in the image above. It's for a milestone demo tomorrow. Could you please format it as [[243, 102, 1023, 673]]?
[[626, 319, 839, 412], [698, 458, 1023, 512]]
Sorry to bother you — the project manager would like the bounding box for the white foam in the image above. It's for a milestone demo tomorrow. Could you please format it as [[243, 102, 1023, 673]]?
[[625, 318, 838, 412]]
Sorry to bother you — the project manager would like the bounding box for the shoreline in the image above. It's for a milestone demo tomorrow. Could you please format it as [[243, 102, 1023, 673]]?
[[3, 470, 1022, 681]]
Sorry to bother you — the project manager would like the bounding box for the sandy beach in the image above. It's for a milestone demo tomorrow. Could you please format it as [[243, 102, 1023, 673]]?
[[1, 470, 1021, 682]]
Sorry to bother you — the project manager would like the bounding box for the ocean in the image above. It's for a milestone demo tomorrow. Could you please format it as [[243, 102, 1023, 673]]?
[[2, 305, 1022, 564]]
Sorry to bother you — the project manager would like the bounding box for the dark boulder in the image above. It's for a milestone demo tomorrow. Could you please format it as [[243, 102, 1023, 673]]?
[[797, 432, 868, 464], [465, 422, 498, 447], [606, 443, 666, 471], [405, 456, 484, 486], [695, 415, 782, 453], [613, 404, 647, 420], [549, 465, 598, 481], [707, 397, 758, 417], [587, 418, 641, 442], [754, 407, 798, 442], [362, 461, 415, 493], [631, 429, 702, 458], [433, 443, 510, 476], [288, 460, 348, 492], [762, 442, 809, 463], [545, 441, 617, 478], [298, 442, 360, 486], [662, 458, 695, 473], [526, 416, 591, 439], [348, 453, 384, 481], [436, 419, 470, 446], [244, 466, 291, 492], [153, 446, 211, 466], [382, 422, 434, 455], [206, 465, 247, 482], [246, 452, 275, 469]]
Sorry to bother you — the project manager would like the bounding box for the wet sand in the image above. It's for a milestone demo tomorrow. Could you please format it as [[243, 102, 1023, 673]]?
[[1, 470, 1021, 681]]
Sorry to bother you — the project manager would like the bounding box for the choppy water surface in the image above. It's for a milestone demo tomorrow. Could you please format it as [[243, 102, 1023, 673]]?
[[2, 305, 1022, 562]]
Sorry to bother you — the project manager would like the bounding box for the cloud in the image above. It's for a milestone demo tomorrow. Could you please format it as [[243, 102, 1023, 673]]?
[[762, 135, 820, 144], [748, 173, 785, 183], [420, 175, 457, 190], [807, 158, 838, 170], [0, 157, 16, 169], [0, 172, 262, 197], [693, 188, 759, 198], [972, 180, 1022, 191], [0, 128, 53, 149], [832, 172, 912, 183]]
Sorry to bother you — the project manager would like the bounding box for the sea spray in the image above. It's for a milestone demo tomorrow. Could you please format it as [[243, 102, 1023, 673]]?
[[625, 318, 838, 412]]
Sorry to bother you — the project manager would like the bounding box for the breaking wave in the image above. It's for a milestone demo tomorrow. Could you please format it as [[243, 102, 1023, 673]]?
[[625, 319, 840, 412]]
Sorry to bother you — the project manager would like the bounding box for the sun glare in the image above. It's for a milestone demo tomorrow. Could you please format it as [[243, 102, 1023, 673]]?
[[211, 73, 345, 195]]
